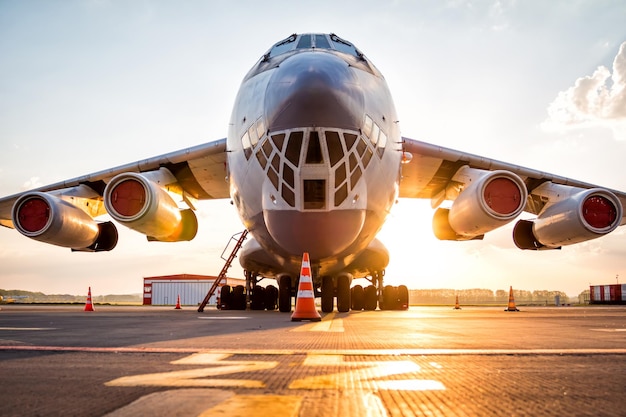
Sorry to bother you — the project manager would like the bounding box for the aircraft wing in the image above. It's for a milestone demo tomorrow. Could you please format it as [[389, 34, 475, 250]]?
[[0, 139, 229, 230], [399, 137, 626, 248]]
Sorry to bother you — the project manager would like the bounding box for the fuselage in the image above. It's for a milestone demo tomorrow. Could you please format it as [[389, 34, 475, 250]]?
[[226, 33, 402, 277]]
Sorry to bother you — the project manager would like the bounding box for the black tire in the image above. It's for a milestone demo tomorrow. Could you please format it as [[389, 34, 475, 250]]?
[[264, 285, 278, 311], [321, 276, 334, 313], [364, 285, 377, 310], [398, 285, 409, 310], [233, 285, 246, 310], [278, 276, 292, 313], [382, 285, 398, 310], [250, 286, 265, 310], [220, 285, 232, 310], [351, 285, 364, 311], [337, 275, 351, 313]]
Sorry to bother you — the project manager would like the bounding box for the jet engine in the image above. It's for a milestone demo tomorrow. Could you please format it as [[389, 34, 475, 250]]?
[[104, 172, 198, 242], [433, 169, 528, 240], [513, 186, 622, 250], [12, 192, 118, 251]]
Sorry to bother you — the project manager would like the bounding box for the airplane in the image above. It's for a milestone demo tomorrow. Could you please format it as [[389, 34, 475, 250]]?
[[1, 33, 625, 313]]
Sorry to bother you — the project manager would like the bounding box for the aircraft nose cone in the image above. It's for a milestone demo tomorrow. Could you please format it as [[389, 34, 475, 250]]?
[[264, 209, 365, 259], [266, 52, 364, 131]]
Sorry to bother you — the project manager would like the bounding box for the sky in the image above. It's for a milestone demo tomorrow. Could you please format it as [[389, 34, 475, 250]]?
[[1, 0, 625, 297]]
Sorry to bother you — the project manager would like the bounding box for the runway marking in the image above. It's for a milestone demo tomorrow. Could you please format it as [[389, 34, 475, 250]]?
[[290, 312, 344, 332], [290, 354, 444, 391], [590, 328, 626, 332], [198, 316, 250, 320], [0, 327, 56, 331], [105, 353, 278, 388], [198, 395, 302, 417], [2, 345, 626, 356]]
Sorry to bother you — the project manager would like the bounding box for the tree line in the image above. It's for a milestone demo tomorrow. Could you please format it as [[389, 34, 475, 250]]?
[[409, 288, 571, 305]]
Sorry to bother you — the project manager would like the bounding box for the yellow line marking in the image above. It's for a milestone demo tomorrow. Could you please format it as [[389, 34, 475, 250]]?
[[289, 353, 444, 391], [290, 312, 344, 332], [198, 395, 302, 417], [106, 353, 278, 388]]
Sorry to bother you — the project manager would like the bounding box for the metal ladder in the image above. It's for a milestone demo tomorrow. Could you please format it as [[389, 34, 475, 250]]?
[[197, 230, 249, 312]]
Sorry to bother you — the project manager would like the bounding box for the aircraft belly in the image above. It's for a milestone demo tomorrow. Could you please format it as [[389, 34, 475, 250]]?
[[239, 208, 389, 278]]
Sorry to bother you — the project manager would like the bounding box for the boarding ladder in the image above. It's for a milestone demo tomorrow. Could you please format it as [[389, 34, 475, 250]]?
[[197, 230, 249, 312]]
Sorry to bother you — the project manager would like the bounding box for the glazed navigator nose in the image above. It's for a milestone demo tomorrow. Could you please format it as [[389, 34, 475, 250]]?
[[265, 51, 365, 131]]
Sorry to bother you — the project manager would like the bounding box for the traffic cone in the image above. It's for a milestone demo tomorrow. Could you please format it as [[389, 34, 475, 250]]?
[[504, 286, 519, 311], [453, 295, 461, 310], [84, 287, 95, 312], [174, 294, 182, 310], [291, 252, 321, 322]]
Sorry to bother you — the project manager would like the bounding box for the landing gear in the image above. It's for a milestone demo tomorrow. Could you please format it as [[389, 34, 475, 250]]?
[[278, 275, 292, 312], [321, 276, 334, 313], [363, 285, 377, 310], [336, 275, 351, 313], [359, 270, 409, 311], [217, 270, 278, 311], [351, 285, 364, 311]]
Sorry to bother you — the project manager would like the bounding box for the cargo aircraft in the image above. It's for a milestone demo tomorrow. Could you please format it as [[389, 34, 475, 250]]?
[[1, 33, 625, 313]]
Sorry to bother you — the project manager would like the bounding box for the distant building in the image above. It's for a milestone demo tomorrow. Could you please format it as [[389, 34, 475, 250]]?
[[143, 274, 245, 306], [589, 284, 626, 305]]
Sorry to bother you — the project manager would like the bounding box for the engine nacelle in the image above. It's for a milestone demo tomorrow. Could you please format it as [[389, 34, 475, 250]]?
[[513, 187, 622, 250], [104, 172, 198, 242], [433, 169, 528, 240], [12, 192, 118, 251]]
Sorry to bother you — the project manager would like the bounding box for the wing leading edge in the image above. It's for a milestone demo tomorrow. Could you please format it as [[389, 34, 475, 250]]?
[[399, 137, 626, 249], [0, 139, 229, 234]]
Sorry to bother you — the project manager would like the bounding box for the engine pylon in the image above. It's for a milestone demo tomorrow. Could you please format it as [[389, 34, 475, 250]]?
[[291, 252, 321, 322], [504, 286, 519, 312]]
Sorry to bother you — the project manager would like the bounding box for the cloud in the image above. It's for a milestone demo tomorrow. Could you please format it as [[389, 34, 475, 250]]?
[[22, 177, 42, 190], [543, 42, 626, 139]]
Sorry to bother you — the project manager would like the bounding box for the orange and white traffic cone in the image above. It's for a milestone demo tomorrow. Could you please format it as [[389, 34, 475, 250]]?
[[84, 287, 95, 312], [504, 286, 519, 311], [453, 294, 461, 310], [174, 294, 182, 310], [291, 252, 321, 322]]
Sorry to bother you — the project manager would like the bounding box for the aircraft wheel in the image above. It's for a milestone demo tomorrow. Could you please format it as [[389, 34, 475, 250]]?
[[278, 276, 292, 313], [351, 285, 364, 311], [398, 285, 409, 310], [264, 285, 278, 311], [321, 276, 334, 313], [220, 285, 232, 310], [250, 286, 265, 310], [363, 285, 377, 310], [233, 285, 246, 310], [382, 285, 398, 310], [337, 275, 351, 313]]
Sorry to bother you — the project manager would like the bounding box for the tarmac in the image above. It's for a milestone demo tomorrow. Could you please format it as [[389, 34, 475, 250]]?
[[0, 304, 625, 416]]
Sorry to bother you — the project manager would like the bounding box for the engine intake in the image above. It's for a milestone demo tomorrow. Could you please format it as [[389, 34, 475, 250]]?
[[12, 192, 117, 251], [104, 172, 198, 242], [513, 187, 622, 250], [433, 169, 528, 240]]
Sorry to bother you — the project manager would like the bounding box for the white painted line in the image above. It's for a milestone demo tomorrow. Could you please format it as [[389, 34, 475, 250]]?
[[0, 327, 56, 331], [1, 345, 625, 356], [197, 317, 250, 320], [590, 328, 626, 332]]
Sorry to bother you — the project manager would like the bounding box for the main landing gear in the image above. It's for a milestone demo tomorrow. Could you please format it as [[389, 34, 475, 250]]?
[[225, 269, 409, 313], [319, 270, 410, 313], [218, 270, 278, 311]]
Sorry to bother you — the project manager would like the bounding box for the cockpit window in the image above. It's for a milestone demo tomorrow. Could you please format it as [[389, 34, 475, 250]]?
[[330, 34, 360, 58], [297, 35, 312, 49], [315, 34, 330, 49], [268, 34, 297, 58]]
